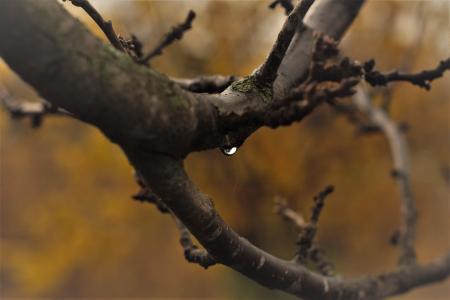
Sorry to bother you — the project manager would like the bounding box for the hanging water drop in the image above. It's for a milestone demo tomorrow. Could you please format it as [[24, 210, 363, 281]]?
[[221, 146, 238, 156]]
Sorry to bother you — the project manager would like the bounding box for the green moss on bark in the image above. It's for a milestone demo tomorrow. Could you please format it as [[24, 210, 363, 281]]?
[[230, 76, 273, 103]]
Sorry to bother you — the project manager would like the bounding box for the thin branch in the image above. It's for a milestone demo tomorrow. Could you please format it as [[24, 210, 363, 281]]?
[[254, 0, 315, 84], [0, 90, 72, 128], [269, 0, 294, 15], [263, 77, 359, 129], [173, 216, 216, 269], [132, 171, 215, 268], [308, 246, 334, 277], [64, 0, 125, 52], [296, 186, 334, 265], [310, 185, 334, 224], [364, 58, 450, 90], [140, 10, 196, 64], [274, 193, 335, 276], [274, 196, 307, 229], [353, 86, 417, 266], [132, 171, 169, 213]]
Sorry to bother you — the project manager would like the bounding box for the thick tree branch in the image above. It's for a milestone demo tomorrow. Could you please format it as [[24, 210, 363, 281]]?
[[273, 0, 365, 99], [0, 0, 221, 157], [125, 150, 450, 300], [206, 0, 365, 148]]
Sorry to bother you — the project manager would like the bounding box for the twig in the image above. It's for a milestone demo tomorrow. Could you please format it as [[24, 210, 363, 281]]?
[[274, 187, 335, 276], [173, 217, 216, 269], [0, 90, 72, 128], [254, 0, 315, 84], [274, 196, 307, 229], [310, 185, 334, 225], [132, 171, 169, 213], [268, 0, 294, 15], [308, 246, 334, 276], [263, 77, 359, 128], [140, 10, 196, 64], [296, 185, 334, 264], [132, 171, 215, 268], [364, 58, 450, 90], [64, 0, 125, 52]]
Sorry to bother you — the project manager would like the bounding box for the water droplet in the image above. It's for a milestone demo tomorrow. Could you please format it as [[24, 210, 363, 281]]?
[[221, 146, 238, 156]]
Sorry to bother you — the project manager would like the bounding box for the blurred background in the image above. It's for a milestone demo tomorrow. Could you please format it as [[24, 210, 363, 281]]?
[[1, 0, 449, 299]]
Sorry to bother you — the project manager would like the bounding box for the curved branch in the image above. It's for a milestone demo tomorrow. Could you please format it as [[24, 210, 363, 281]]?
[[124, 149, 449, 300], [353, 86, 417, 266]]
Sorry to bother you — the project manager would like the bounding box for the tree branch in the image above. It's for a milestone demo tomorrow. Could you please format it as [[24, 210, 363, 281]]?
[[273, 0, 365, 98], [0, 0, 221, 158], [132, 172, 215, 268], [64, 0, 126, 52], [140, 10, 196, 65], [364, 58, 450, 90], [173, 216, 217, 269], [352, 86, 417, 266], [254, 0, 315, 84], [295, 186, 333, 265], [0, 89, 73, 128], [274, 196, 307, 229], [125, 150, 449, 300], [275, 189, 335, 277]]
